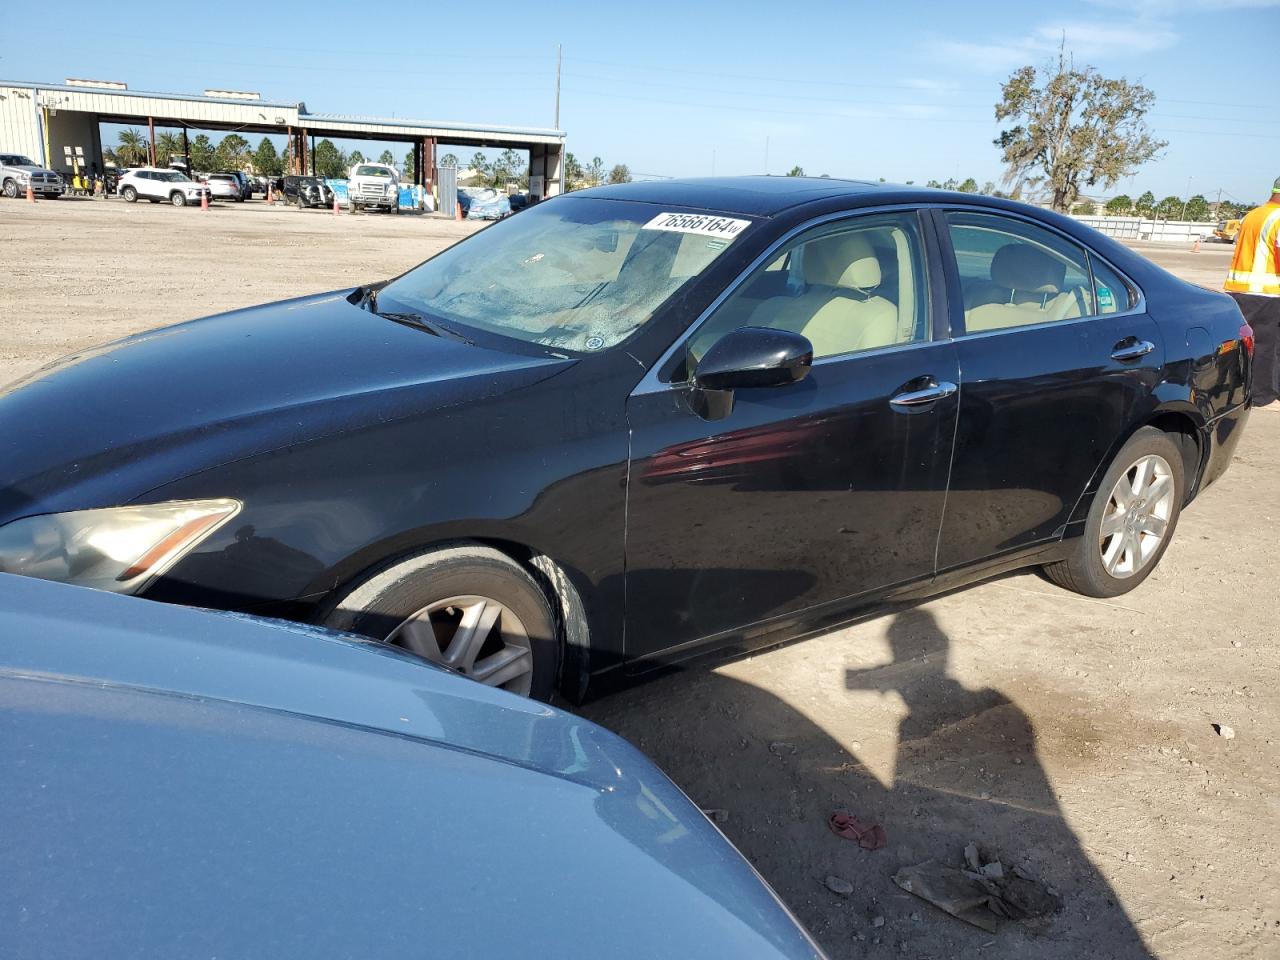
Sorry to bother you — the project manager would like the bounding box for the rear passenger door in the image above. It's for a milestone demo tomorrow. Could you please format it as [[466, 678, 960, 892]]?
[[935, 208, 1164, 571]]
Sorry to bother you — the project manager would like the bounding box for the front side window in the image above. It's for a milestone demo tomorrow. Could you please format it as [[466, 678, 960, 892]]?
[[681, 211, 930, 374], [2, 155, 35, 166], [947, 212, 1096, 333], [377, 198, 749, 353]]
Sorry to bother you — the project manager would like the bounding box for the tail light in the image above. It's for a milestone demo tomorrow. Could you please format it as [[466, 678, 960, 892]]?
[[1241, 322, 1255, 358]]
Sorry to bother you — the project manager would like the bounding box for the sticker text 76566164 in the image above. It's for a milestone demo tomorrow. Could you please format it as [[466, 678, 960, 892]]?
[[642, 212, 751, 239]]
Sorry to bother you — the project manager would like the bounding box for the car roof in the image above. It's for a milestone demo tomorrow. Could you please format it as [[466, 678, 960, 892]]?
[[577, 175, 904, 216]]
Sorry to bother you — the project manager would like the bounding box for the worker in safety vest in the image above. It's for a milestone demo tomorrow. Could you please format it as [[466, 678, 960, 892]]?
[[1224, 176, 1280, 405]]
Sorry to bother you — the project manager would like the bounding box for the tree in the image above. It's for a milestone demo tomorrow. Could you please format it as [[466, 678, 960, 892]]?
[[587, 156, 605, 187], [786, 165, 805, 177], [1134, 190, 1156, 217], [253, 137, 282, 177], [1184, 195, 1211, 222], [562, 152, 583, 190], [379, 149, 395, 166], [994, 51, 1166, 213], [468, 152, 491, 185], [926, 179, 942, 189], [1154, 195, 1182, 219], [404, 150, 415, 181], [1104, 194, 1133, 215], [116, 128, 149, 166], [348, 150, 366, 166], [981, 181, 996, 195], [155, 132, 183, 167], [189, 134, 216, 173], [439, 153, 459, 168], [958, 177, 979, 193], [942, 177, 959, 190], [215, 133, 251, 171], [607, 163, 632, 184], [492, 148, 523, 187], [313, 139, 346, 179]]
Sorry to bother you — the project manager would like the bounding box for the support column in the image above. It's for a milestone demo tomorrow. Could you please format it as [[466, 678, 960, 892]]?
[[147, 116, 156, 166], [423, 136, 437, 192]]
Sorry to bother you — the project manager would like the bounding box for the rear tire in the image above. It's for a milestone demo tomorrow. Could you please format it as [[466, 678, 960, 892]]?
[[1043, 427, 1185, 598], [321, 543, 560, 700], [121, 186, 137, 202]]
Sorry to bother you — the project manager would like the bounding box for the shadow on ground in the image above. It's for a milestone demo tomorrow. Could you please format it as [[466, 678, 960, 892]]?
[[584, 608, 1154, 959]]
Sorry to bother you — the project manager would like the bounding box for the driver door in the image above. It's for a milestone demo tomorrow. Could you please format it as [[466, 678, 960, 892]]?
[[623, 210, 959, 664]]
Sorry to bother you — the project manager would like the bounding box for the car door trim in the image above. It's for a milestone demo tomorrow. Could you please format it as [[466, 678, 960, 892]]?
[[631, 204, 949, 397]]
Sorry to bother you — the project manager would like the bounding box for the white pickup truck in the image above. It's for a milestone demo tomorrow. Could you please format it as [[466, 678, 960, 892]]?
[[348, 162, 400, 213], [0, 153, 64, 199]]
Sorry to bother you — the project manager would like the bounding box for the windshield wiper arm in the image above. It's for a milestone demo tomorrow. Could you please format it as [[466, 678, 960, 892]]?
[[377, 309, 474, 346]]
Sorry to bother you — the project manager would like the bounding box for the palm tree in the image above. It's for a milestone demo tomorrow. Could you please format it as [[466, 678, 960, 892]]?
[[116, 129, 149, 166], [155, 132, 182, 167]]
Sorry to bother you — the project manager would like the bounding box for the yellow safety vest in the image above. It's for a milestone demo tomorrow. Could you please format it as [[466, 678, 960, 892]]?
[[1225, 201, 1280, 296]]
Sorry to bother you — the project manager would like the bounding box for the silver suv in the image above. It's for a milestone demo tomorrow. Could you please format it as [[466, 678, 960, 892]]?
[[0, 153, 64, 199]]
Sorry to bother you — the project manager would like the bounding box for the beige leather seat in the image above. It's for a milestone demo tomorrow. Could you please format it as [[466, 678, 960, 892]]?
[[748, 232, 900, 357], [966, 244, 1084, 332]]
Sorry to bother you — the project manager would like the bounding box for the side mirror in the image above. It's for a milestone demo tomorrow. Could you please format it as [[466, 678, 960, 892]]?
[[694, 327, 813, 391]]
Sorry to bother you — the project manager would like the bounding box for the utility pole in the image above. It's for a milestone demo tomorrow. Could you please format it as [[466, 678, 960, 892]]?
[[554, 45, 562, 130], [1180, 176, 1193, 220], [1214, 187, 1223, 219]]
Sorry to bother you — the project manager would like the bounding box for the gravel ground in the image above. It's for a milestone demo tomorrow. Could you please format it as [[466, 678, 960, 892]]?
[[2, 196, 1275, 959]]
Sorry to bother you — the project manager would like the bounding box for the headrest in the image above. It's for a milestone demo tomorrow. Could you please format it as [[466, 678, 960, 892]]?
[[804, 232, 882, 291], [990, 244, 1065, 295]]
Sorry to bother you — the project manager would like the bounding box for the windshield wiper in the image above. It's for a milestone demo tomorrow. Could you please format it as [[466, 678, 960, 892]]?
[[378, 308, 475, 346]]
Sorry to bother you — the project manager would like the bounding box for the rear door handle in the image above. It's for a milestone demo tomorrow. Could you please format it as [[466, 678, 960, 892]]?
[[1111, 339, 1155, 362], [890, 380, 957, 412]]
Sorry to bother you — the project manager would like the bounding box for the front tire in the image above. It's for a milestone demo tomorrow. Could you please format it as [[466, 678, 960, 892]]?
[[1043, 427, 1184, 598], [170, 192, 187, 207], [322, 544, 560, 700], [1, 179, 17, 198], [121, 185, 137, 202]]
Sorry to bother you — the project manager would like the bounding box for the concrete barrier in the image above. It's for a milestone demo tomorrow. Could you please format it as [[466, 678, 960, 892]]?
[[1073, 215, 1216, 244]]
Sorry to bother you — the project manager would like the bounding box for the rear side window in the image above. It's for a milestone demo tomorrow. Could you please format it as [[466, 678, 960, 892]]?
[[1090, 257, 1135, 314], [946, 212, 1096, 333]]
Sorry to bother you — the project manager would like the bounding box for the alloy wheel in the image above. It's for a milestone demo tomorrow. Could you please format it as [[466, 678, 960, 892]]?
[[1099, 453, 1175, 579], [388, 595, 535, 695]]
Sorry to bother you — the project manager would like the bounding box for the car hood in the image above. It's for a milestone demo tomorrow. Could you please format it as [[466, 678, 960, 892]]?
[[0, 291, 569, 522], [8, 163, 57, 175], [0, 575, 825, 960]]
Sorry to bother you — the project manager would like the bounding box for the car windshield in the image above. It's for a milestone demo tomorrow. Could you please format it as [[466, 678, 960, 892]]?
[[376, 198, 752, 353], [355, 165, 392, 177], [2, 155, 36, 166], [158, 171, 190, 182]]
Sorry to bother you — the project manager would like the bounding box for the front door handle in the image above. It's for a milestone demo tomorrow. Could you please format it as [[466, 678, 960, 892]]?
[[890, 380, 958, 412], [1111, 339, 1155, 362]]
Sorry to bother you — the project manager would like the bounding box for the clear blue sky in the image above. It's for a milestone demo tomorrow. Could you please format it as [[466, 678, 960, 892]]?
[[4, 0, 1277, 204]]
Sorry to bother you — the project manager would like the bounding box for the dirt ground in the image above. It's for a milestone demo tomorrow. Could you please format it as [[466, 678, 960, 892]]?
[[2, 198, 1276, 959]]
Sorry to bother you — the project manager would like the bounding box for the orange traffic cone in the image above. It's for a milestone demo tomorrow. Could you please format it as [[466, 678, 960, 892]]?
[[1193, 238, 1201, 253], [266, 185, 274, 205], [26, 181, 35, 202], [333, 193, 340, 216], [455, 201, 462, 221], [201, 189, 209, 212]]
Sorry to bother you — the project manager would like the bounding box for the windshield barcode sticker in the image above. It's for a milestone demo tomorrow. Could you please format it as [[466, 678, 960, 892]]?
[[642, 212, 751, 239]]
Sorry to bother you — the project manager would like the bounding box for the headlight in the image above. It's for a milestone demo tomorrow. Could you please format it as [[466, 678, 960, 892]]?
[[0, 499, 240, 594]]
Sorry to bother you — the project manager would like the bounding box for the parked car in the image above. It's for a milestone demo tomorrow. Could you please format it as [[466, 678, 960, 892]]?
[[0, 153, 64, 199], [0, 573, 825, 960], [0, 178, 1253, 703], [202, 173, 243, 201], [117, 167, 211, 207], [280, 174, 333, 208], [508, 192, 532, 212], [458, 186, 511, 219], [348, 162, 400, 213]]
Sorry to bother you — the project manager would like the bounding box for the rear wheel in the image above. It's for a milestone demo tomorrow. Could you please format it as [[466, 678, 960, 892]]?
[[1043, 427, 1184, 598], [321, 544, 560, 700], [121, 185, 137, 202]]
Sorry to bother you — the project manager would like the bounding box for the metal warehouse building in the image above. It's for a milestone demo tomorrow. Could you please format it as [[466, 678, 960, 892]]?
[[0, 78, 566, 197]]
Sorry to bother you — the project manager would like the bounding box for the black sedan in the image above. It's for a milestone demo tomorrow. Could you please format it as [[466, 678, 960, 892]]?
[[0, 178, 1252, 701]]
